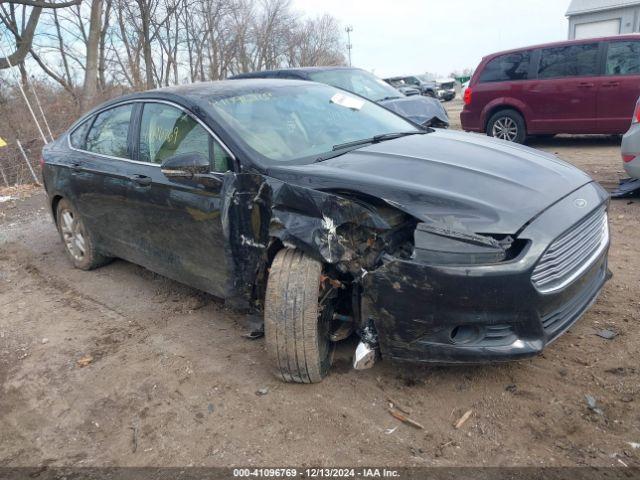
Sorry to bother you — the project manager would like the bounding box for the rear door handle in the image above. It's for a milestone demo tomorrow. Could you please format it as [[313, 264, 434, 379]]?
[[69, 162, 83, 175], [602, 81, 620, 87], [129, 174, 152, 186], [578, 82, 594, 88]]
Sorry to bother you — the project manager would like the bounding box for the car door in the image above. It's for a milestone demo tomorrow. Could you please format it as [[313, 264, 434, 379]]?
[[526, 42, 601, 133], [121, 101, 235, 298], [68, 103, 137, 257], [596, 39, 640, 133]]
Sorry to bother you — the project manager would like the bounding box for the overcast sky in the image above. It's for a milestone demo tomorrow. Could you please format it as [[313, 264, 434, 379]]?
[[293, 0, 571, 78]]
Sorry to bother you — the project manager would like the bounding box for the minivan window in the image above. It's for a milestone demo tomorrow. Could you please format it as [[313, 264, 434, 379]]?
[[139, 103, 231, 172], [606, 40, 640, 75], [538, 43, 599, 79], [479, 52, 531, 83], [85, 104, 133, 158]]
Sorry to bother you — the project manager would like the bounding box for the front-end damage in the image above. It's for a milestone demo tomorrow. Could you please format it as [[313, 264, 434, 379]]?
[[220, 170, 530, 367]]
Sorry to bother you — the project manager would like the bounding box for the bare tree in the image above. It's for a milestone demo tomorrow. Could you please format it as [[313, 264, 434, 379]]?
[[81, 0, 103, 110], [3, 0, 346, 102], [0, 0, 81, 69], [287, 14, 345, 67]]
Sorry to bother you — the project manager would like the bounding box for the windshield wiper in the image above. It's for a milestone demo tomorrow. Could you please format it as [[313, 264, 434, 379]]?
[[377, 96, 402, 102], [331, 131, 425, 152]]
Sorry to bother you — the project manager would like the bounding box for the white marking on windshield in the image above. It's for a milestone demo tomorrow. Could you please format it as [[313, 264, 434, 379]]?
[[330, 93, 365, 111]]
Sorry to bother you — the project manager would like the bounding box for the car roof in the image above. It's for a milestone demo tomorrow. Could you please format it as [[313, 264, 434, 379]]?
[[483, 33, 640, 60], [76, 79, 315, 121], [231, 66, 363, 79]]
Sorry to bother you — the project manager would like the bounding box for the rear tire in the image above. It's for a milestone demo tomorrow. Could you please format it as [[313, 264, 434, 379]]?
[[486, 109, 527, 144], [56, 198, 111, 270], [264, 249, 333, 383]]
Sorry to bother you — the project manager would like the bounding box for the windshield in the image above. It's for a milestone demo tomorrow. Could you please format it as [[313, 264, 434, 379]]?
[[307, 69, 404, 102], [207, 83, 418, 164]]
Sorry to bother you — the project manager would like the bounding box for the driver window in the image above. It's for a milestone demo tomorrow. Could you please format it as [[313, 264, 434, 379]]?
[[139, 103, 231, 172]]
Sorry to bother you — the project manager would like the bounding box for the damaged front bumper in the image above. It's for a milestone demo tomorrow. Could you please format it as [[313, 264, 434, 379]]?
[[361, 183, 610, 364]]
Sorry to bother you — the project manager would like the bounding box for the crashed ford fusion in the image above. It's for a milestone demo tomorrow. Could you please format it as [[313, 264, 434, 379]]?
[[42, 79, 611, 384]]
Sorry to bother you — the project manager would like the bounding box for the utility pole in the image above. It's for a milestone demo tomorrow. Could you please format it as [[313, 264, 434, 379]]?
[[345, 25, 353, 67]]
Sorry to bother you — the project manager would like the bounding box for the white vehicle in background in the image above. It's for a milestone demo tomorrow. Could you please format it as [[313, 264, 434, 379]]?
[[435, 77, 456, 101], [621, 97, 640, 180]]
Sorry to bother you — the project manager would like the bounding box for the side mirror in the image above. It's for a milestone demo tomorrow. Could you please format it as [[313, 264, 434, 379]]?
[[161, 153, 210, 178]]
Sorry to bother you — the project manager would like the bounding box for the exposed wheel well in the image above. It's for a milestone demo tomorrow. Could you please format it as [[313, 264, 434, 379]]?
[[484, 105, 526, 131]]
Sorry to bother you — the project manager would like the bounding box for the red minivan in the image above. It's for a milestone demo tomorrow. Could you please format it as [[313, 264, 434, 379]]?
[[461, 35, 640, 143]]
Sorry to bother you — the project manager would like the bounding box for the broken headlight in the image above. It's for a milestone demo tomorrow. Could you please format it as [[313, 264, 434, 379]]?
[[412, 223, 511, 265]]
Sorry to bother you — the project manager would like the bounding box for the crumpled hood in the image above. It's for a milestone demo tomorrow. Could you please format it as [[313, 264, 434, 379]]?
[[267, 129, 593, 235], [379, 95, 449, 127]]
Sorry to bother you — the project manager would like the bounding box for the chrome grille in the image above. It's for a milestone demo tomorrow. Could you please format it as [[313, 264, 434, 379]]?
[[532, 206, 608, 293]]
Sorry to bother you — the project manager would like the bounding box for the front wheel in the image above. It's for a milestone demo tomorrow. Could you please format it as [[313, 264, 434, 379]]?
[[486, 109, 526, 144], [264, 249, 334, 383]]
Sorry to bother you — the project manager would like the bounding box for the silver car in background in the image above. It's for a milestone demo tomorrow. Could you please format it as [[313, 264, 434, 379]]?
[[621, 97, 640, 179]]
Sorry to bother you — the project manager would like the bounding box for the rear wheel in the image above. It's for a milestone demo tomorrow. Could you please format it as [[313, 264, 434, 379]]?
[[56, 199, 110, 270], [264, 249, 334, 383], [486, 109, 526, 144]]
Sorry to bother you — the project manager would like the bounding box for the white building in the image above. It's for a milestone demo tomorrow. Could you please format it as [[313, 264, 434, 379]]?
[[567, 0, 640, 39]]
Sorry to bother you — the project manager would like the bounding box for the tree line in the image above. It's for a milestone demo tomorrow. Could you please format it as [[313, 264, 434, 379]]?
[[0, 0, 346, 112]]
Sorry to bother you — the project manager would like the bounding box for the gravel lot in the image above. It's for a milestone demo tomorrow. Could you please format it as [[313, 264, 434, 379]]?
[[1, 99, 639, 467]]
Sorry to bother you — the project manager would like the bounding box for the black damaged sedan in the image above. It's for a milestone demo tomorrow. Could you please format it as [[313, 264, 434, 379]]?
[[42, 80, 610, 383]]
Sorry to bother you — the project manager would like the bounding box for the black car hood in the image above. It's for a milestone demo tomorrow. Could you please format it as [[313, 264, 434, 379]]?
[[378, 95, 449, 127], [266, 129, 593, 235]]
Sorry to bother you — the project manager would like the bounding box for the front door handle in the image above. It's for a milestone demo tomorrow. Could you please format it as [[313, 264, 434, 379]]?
[[601, 81, 620, 88], [578, 82, 594, 88], [129, 174, 152, 186]]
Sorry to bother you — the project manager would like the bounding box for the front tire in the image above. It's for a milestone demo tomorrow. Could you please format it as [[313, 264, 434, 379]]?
[[486, 109, 527, 144], [264, 249, 334, 383], [56, 198, 110, 270]]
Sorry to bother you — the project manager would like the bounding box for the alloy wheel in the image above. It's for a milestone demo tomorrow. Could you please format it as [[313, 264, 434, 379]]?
[[492, 117, 519, 141], [60, 209, 86, 261]]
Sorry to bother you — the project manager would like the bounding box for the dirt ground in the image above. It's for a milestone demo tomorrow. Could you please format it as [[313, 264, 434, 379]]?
[[1, 100, 639, 468]]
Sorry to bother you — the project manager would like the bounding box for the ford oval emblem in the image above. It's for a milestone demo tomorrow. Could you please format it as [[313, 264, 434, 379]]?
[[574, 198, 588, 208]]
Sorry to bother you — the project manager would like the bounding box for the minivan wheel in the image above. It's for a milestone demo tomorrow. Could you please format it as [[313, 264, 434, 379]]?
[[264, 248, 334, 383], [487, 109, 526, 144], [56, 199, 110, 270]]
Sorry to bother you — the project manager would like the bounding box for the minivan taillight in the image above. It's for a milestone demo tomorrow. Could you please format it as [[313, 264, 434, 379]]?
[[463, 87, 472, 105], [634, 102, 640, 124], [622, 154, 636, 163]]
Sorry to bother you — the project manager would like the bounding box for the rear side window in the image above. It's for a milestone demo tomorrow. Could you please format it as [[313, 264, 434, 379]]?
[[70, 118, 92, 149], [606, 41, 640, 75], [85, 104, 134, 158], [538, 43, 599, 79], [479, 52, 531, 83], [139, 103, 231, 172]]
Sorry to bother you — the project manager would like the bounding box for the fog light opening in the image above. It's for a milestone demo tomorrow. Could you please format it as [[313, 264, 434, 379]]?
[[450, 325, 479, 345]]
